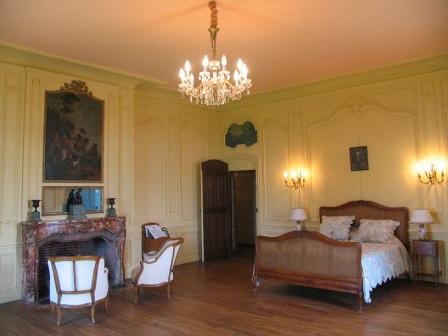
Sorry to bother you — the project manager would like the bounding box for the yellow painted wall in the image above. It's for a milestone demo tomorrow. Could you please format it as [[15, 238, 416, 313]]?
[[0, 43, 447, 304], [132, 85, 221, 266]]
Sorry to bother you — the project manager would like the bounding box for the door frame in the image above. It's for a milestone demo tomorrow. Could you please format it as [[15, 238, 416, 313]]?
[[229, 169, 257, 251], [226, 154, 260, 248]]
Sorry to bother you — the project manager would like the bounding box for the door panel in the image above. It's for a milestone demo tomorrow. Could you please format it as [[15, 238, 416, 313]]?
[[201, 160, 231, 262], [230, 170, 257, 246]]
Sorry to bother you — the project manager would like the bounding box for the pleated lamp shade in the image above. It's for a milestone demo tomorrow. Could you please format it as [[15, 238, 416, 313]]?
[[290, 208, 308, 221], [410, 209, 433, 224]]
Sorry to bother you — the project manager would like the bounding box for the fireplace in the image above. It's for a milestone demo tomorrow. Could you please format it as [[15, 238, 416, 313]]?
[[22, 217, 126, 303]]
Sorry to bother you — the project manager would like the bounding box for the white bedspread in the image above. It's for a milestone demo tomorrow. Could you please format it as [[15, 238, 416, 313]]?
[[361, 236, 411, 303]]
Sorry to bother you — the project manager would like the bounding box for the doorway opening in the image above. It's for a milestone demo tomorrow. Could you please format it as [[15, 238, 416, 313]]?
[[229, 170, 257, 259]]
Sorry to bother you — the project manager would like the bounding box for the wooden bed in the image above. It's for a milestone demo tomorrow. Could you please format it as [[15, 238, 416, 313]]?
[[252, 200, 409, 311]]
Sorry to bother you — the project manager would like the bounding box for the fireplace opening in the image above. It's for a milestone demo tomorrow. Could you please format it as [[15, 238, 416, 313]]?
[[37, 235, 117, 303]]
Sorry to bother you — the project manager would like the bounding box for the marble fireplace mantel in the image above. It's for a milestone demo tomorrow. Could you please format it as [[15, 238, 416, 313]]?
[[21, 217, 126, 303]]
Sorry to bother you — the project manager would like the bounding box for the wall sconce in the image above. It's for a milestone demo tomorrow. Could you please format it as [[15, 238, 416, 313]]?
[[290, 208, 308, 231], [284, 170, 306, 189], [416, 162, 445, 185], [410, 209, 434, 240]]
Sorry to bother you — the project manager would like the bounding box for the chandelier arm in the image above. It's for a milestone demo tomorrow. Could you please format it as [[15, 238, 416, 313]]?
[[223, 79, 236, 89]]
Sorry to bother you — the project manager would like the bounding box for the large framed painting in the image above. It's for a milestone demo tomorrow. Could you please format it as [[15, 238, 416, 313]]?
[[43, 80, 104, 182]]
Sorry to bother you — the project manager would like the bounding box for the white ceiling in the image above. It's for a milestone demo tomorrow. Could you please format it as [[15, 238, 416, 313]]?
[[1, 0, 448, 94]]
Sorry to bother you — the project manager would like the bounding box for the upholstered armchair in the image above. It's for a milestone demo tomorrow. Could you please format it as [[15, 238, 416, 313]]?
[[131, 237, 184, 303], [48, 255, 109, 325]]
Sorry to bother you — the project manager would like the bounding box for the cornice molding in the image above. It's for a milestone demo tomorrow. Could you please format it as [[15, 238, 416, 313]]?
[[2, 42, 447, 112], [0, 42, 156, 90], [219, 53, 448, 111]]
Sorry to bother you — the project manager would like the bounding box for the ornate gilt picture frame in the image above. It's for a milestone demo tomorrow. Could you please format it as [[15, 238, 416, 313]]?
[[43, 80, 104, 182]]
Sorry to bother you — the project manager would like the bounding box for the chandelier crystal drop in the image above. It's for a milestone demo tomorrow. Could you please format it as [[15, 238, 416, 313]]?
[[178, 1, 252, 106]]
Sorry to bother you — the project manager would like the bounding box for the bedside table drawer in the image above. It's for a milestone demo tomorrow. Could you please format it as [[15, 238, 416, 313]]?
[[413, 241, 437, 255]]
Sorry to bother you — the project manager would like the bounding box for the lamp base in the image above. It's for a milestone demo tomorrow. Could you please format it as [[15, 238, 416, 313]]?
[[418, 226, 427, 240], [295, 222, 302, 231]]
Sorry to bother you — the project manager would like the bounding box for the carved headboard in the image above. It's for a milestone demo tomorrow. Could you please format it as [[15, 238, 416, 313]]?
[[319, 200, 409, 249]]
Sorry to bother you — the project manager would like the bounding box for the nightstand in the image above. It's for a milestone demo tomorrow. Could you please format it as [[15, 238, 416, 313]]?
[[412, 239, 440, 284]]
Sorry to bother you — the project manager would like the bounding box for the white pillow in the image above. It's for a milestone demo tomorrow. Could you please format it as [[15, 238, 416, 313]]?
[[350, 219, 400, 243], [319, 215, 355, 241]]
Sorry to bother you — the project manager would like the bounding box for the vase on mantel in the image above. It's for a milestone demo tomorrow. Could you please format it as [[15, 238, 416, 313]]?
[[30, 200, 41, 221], [106, 198, 117, 218]]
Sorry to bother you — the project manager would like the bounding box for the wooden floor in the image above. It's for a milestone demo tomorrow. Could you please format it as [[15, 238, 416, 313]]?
[[1, 245, 447, 335]]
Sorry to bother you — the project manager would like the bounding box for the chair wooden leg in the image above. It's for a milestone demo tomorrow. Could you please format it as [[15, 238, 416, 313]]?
[[57, 307, 62, 326], [105, 295, 109, 312], [167, 283, 171, 299], [133, 286, 139, 304], [91, 306, 96, 324]]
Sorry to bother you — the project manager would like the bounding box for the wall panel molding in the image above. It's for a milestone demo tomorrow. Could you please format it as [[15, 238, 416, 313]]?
[[0, 65, 25, 243], [0, 246, 21, 303], [262, 117, 290, 220], [179, 119, 208, 221]]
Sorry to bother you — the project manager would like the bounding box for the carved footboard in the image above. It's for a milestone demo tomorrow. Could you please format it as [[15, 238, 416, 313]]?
[[253, 230, 363, 311]]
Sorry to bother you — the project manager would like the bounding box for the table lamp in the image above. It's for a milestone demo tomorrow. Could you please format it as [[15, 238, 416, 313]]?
[[410, 209, 434, 240], [290, 208, 308, 231]]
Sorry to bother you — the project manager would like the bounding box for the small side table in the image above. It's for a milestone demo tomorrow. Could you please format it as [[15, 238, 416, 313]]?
[[412, 239, 440, 284]]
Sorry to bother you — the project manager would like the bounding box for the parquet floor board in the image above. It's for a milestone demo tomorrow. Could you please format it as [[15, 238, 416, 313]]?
[[0, 246, 447, 335]]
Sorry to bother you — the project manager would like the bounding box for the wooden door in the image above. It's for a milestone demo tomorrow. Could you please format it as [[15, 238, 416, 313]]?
[[230, 171, 257, 248], [201, 160, 231, 262]]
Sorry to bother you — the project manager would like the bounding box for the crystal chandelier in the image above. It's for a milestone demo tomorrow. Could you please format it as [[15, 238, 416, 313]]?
[[178, 1, 252, 106]]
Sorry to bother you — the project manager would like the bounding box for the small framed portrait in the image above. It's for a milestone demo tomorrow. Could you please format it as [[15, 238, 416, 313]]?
[[350, 146, 369, 171]]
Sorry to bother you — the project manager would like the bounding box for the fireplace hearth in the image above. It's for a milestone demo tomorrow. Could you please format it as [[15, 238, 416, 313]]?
[[22, 217, 126, 303]]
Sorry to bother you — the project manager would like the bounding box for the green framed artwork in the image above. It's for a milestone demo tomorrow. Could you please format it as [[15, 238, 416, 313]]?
[[225, 121, 257, 148]]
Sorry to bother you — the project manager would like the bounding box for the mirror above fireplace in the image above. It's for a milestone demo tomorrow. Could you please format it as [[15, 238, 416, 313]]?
[[42, 186, 103, 216]]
